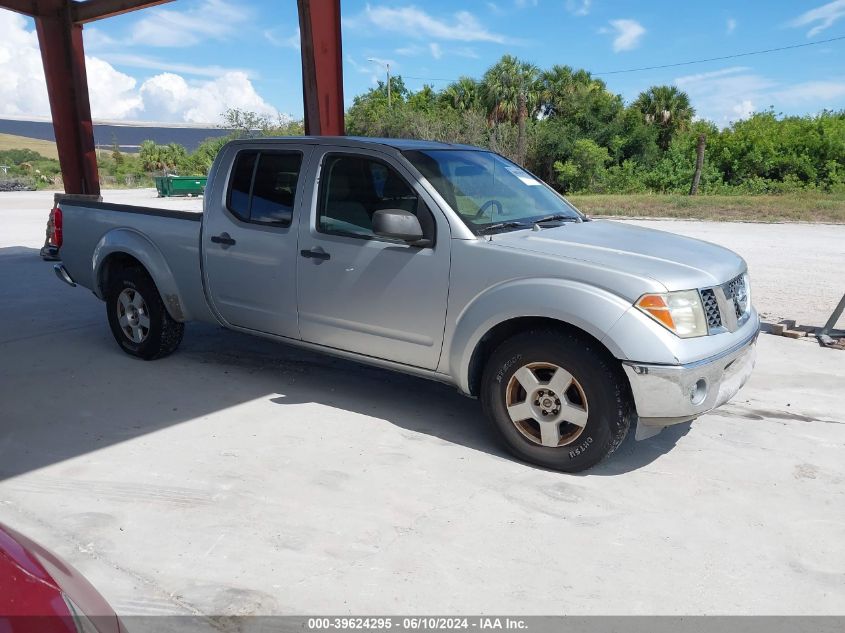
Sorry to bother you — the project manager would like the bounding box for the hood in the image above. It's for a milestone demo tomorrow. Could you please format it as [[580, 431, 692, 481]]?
[[0, 523, 120, 625], [491, 219, 745, 291]]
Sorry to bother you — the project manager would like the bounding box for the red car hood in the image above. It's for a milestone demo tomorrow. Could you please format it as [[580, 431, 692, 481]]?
[[0, 523, 121, 633]]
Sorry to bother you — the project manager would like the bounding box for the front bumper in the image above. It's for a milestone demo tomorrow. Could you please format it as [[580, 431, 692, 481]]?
[[623, 324, 759, 439]]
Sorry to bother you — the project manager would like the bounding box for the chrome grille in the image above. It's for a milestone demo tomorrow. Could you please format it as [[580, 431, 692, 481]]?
[[723, 274, 749, 319], [700, 288, 722, 329]]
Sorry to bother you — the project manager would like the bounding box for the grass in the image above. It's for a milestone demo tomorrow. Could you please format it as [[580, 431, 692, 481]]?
[[0, 133, 59, 160], [567, 192, 845, 224]]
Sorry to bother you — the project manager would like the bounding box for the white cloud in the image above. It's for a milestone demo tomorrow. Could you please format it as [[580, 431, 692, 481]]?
[[674, 66, 754, 87], [345, 55, 394, 85], [772, 80, 845, 105], [726, 17, 737, 34], [0, 11, 277, 125], [674, 65, 845, 124], [0, 11, 50, 118], [454, 46, 481, 59], [732, 100, 755, 120], [265, 27, 300, 50], [140, 72, 277, 123], [85, 57, 143, 119], [398, 43, 477, 59], [674, 67, 772, 125], [129, 0, 250, 47], [566, 0, 593, 16], [100, 53, 252, 79], [350, 4, 507, 43], [601, 19, 646, 52], [395, 45, 423, 56], [83, 27, 118, 49], [790, 0, 845, 37]]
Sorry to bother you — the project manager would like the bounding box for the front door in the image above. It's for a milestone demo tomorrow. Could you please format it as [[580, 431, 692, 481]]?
[[296, 149, 451, 369], [203, 145, 312, 338]]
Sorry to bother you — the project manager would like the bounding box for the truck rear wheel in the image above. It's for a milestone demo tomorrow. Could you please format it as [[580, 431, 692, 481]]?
[[481, 329, 631, 472], [105, 266, 184, 360]]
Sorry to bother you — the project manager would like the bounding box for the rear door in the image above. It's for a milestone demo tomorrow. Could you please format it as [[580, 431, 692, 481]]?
[[203, 145, 312, 338], [296, 147, 451, 370]]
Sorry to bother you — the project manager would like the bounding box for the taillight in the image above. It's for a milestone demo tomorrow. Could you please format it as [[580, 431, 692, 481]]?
[[50, 207, 63, 248]]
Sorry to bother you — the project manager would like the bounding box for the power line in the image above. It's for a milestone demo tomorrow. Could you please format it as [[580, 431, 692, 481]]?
[[399, 34, 845, 83], [592, 34, 845, 75], [403, 75, 459, 82]]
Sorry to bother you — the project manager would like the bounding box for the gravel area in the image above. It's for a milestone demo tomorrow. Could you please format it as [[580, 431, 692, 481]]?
[[619, 219, 845, 328]]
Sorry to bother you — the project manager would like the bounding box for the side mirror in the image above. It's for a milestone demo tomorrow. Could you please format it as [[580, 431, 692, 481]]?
[[372, 208, 425, 243]]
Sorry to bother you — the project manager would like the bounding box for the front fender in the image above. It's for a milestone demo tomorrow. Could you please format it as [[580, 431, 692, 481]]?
[[92, 228, 189, 321], [444, 278, 634, 394]]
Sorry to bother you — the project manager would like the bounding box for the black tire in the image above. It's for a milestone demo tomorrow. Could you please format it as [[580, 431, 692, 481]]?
[[481, 329, 632, 472], [105, 266, 184, 360]]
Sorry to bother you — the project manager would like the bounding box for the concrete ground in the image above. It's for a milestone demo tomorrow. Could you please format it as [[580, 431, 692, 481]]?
[[1, 190, 843, 621]]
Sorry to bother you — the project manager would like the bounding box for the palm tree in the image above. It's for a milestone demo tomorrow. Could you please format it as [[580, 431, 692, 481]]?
[[481, 55, 540, 166], [539, 66, 608, 119], [633, 85, 695, 150], [440, 77, 480, 112]]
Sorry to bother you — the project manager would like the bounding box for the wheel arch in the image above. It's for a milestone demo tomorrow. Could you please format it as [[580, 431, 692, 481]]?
[[443, 278, 634, 396], [93, 229, 188, 321], [466, 316, 629, 398]]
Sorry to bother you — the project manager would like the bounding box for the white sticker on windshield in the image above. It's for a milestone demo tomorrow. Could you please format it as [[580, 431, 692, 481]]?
[[505, 165, 541, 186]]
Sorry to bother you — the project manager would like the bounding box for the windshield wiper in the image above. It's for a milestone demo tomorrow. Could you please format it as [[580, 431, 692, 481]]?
[[476, 221, 531, 235], [532, 214, 579, 226]]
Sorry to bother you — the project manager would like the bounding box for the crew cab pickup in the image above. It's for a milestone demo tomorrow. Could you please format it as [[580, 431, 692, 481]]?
[[51, 137, 759, 471]]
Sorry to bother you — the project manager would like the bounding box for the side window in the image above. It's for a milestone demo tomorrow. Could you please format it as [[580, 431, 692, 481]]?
[[228, 151, 257, 222], [317, 154, 432, 242], [226, 150, 302, 226]]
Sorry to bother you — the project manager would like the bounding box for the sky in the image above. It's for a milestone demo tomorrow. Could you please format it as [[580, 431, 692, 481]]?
[[1, 0, 844, 126]]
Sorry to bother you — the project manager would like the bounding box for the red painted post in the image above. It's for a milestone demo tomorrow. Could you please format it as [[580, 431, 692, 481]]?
[[35, 2, 100, 195], [298, 0, 345, 136]]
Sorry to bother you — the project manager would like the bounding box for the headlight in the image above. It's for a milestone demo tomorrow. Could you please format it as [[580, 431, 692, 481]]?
[[636, 290, 708, 338]]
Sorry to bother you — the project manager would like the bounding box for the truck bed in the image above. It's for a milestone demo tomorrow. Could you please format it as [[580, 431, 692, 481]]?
[[58, 200, 212, 322]]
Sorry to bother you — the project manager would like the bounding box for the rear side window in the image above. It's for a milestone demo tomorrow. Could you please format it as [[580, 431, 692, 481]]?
[[228, 151, 257, 220], [227, 150, 302, 226]]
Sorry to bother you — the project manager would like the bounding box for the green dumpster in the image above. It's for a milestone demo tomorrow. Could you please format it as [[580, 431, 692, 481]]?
[[154, 176, 170, 197], [155, 175, 207, 197]]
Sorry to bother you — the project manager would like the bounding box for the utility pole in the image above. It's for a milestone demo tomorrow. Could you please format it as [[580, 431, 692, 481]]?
[[367, 58, 391, 108]]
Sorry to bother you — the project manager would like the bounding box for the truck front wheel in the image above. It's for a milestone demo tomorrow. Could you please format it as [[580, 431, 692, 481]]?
[[481, 329, 632, 472], [105, 266, 184, 360]]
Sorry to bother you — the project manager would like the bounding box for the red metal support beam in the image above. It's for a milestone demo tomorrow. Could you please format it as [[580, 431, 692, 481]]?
[[0, 0, 37, 15], [71, 0, 174, 25], [35, 2, 100, 195], [298, 0, 345, 136]]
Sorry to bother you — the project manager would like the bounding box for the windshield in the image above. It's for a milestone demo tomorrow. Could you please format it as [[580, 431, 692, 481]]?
[[403, 149, 582, 234]]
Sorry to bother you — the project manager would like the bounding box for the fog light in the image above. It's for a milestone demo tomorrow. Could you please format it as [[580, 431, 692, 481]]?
[[690, 379, 708, 405]]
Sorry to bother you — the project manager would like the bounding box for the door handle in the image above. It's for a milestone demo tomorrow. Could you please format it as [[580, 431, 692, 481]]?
[[211, 232, 236, 247], [300, 247, 331, 261]]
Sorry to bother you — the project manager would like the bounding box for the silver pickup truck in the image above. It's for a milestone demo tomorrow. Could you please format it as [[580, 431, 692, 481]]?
[[52, 137, 758, 471]]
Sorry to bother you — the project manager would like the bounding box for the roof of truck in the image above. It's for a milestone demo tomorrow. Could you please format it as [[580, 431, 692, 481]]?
[[229, 136, 483, 152]]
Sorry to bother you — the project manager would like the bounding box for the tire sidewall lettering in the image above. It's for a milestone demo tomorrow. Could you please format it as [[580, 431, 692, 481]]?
[[568, 436, 593, 460], [496, 353, 522, 384]]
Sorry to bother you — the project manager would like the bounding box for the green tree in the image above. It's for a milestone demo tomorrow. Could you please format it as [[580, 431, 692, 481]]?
[[633, 85, 695, 150], [553, 138, 611, 192], [440, 77, 481, 112], [481, 55, 540, 166]]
